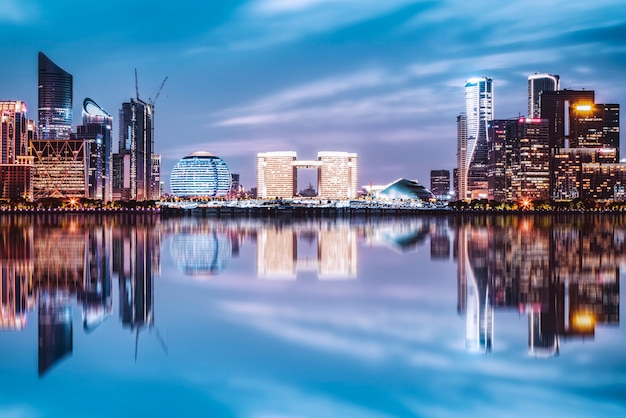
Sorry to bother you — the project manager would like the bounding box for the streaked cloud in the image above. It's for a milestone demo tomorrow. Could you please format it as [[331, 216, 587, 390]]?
[[0, 0, 38, 23]]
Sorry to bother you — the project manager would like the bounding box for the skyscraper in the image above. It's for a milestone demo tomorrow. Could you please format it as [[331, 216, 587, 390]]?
[[456, 113, 467, 200], [458, 77, 493, 200], [256, 151, 298, 199], [1, 101, 36, 163], [430, 169, 451, 199], [73, 98, 113, 202], [528, 73, 559, 118], [540, 89, 595, 149], [115, 98, 154, 201], [488, 118, 550, 202], [317, 151, 358, 200], [38, 52, 73, 140]]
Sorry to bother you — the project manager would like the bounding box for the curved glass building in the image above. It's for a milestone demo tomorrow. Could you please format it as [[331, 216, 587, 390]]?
[[38, 52, 73, 140], [78, 98, 113, 202], [170, 151, 231, 197]]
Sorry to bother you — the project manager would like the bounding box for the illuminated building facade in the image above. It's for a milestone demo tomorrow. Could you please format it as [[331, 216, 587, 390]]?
[[114, 98, 155, 201], [1, 101, 36, 163], [317, 152, 358, 199], [170, 151, 231, 198], [151, 154, 161, 200], [0, 157, 34, 201], [38, 52, 72, 140], [581, 163, 626, 200], [488, 118, 550, 201], [569, 103, 620, 157], [528, 73, 559, 118], [30, 139, 88, 199], [256, 151, 358, 199], [540, 89, 595, 149], [72, 98, 113, 201], [256, 151, 297, 199], [1, 101, 36, 201], [430, 170, 450, 199], [458, 78, 493, 200], [487, 119, 512, 201], [552, 148, 617, 200], [456, 114, 467, 200]]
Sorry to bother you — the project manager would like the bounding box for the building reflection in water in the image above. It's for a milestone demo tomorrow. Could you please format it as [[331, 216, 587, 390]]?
[[257, 220, 358, 280], [80, 225, 112, 332], [0, 214, 162, 375], [113, 217, 163, 359], [0, 219, 33, 330], [456, 215, 621, 357], [38, 290, 72, 376], [168, 219, 233, 278], [1, 213, 623, 376]]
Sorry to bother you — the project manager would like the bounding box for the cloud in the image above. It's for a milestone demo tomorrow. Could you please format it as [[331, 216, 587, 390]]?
[[0, 0, 38, 23], [214, 0, 427, 50]]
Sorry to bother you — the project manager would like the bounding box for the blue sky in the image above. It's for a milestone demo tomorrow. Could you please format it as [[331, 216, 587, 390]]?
[[1, 0, 625, 192]]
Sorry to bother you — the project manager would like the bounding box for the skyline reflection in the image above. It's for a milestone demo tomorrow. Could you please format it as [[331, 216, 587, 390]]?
[[0, 213, 623, 379], [455, 215, 621, 356]]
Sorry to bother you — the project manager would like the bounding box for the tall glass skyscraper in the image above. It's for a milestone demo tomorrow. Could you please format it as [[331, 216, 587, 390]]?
[[458, 77, 493, 200], [38, 52, 73, 140], [115, 98, 154, 201], [528, 73, 560, 118]]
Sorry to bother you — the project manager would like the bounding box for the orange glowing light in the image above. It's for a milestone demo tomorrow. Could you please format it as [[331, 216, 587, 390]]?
[[572, 312, 595, 329], [576, 104, 592, 112]]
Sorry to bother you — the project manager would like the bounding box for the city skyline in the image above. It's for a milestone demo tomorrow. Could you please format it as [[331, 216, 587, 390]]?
[[1, 1, 625, 191]]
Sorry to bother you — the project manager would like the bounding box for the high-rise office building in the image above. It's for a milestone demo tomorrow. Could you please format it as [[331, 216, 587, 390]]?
[[540, 89, 595, 150], [0, 101, 36, 201], [115, 98, 154, 201], [459, 77, 493, 200], [1, 101, 36, 163], [317, 151, 358, 200], [256, 151, 297, 199], [569, 103, 620, 157], [73, 98, 113, 202], [151, 154, 161, 200], [256, 151, 358, 199], [38, 52, 73, 140], [430, 169, 451, 199], [456, 114, 467, 200], [528, 73, 559, 118], [488, 118, 550, 202], [582, 162, 626, 200], [552, 148, 617, 199]]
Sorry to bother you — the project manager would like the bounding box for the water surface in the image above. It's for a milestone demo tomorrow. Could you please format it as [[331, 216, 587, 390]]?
[[0, 213, 625, 417]]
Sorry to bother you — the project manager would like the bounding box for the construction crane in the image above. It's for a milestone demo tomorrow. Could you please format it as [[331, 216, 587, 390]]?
[[134, 70, 167, 107], [134, 68, 139, 100]]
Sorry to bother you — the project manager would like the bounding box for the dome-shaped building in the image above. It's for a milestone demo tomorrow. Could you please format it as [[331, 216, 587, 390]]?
[[170, 151, 231, 197]]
